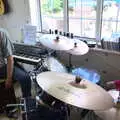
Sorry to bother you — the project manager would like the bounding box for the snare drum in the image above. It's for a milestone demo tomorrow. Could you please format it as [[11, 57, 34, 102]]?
[[94, 89, 120, 120]]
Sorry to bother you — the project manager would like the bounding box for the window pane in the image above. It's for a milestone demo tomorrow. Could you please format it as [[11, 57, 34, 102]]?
[[68, 0, 97, 38], [101, 1, 120, 41], [41, 0, 64, 32]]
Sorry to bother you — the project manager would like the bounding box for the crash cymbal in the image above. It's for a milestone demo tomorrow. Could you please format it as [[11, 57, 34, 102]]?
[[39, 34, 74, 50], [66, 39, 89, 55], [36, 71, 114, 110]]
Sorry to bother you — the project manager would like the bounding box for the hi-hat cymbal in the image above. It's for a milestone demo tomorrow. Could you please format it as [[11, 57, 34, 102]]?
[[39, 34, 74, 50], [66, 39, 89, 55], [36, 71, 114, 110]]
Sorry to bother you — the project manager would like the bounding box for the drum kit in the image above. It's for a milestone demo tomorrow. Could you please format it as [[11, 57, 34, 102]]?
[[29, 33, 118, 120]]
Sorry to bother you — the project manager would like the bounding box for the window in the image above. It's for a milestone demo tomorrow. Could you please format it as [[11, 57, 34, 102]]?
[[30, 0, 120, 41], [101, 1, 120, 41], [29, 0, 97, 38], [41, 0, 64, 32], [69, 0, 97, 38]]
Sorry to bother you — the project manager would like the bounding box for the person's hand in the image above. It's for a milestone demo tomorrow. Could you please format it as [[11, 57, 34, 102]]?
[[106, 81, 115, 90], [5, 79, 12, 89]]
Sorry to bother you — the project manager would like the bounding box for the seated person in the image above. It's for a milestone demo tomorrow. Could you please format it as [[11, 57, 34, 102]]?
[[0, 28, 31, 98]]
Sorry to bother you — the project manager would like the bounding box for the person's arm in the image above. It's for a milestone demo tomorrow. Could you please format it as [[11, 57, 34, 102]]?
[[5, 55, 14, 89], [106, 80, 120, 90], [114, 80, 120, 90], [0, 29, 14, 88]]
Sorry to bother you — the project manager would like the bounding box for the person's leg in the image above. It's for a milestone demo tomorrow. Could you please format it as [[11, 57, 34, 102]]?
[[13, 65, 31, 98], [0, 65, 7, 78], [0, 65, 16, 115]]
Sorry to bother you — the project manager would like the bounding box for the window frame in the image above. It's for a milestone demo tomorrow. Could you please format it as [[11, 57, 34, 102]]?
[[31, 0, 104, 42]]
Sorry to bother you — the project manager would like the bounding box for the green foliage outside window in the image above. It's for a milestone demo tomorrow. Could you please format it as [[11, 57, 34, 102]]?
[[42, 0, 63, 13]]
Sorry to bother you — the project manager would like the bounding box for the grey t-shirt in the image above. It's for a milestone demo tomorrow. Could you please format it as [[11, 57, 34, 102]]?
[[0, 28, 14, 68]]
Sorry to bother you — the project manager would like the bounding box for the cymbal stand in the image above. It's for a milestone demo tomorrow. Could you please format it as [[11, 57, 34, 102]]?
[[29, 58, 46, 106], [29, 71, 39, 107], [68, 40, 78, 72], [68, 54, 72, 72], [65, 104, 70, 120]]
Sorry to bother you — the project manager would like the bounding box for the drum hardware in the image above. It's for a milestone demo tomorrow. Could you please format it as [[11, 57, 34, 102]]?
[[80, 109, 91, 119], [36, 96, 51, 108], [39, 33, 89, 72], [66, 39, 89, 72], [20, 97, 37, 120], [37, 33, 106, 119], [67, 53, 72, 72], [71, 71, 99, 119], [36, 71, 114, 111], [28, 57, 69, 120], [66, 39, 89, 55], [39, 34, 74, 50], [36, 91, 70, 120]]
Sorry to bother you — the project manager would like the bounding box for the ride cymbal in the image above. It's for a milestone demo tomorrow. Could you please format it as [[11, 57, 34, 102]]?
[[66, 39, 89, 55], [39, 34, 74, 50], [37, 71, 114, 110]]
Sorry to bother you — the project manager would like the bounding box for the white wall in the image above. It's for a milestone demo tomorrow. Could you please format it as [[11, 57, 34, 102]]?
[[0, 0, 30, 42], [57, 48, 120, 83]]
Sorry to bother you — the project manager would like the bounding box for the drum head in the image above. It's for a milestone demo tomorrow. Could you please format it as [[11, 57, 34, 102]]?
[[71, 67, 100, 84], [44, 57, 67, 73]]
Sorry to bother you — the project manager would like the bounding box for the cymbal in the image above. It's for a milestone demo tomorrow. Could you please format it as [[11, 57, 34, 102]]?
[[39, 34, 74, 50], [36, 71, 114, 110], [66, 39, 89, 55]]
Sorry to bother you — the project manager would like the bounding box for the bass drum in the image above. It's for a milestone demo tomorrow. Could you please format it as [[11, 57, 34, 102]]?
[[42, 57, 68, 73], [94, 89, 120, 120]]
